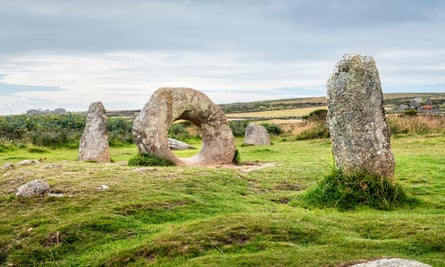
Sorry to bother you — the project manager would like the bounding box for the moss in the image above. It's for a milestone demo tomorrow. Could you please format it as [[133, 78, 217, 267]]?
[[128, 153, 174, 166]]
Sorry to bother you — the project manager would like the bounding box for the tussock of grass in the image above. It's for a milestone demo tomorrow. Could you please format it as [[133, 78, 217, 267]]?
[[128, 153, 174, 166], [232, 149, 241, 164], [301, 170, 418, 210]]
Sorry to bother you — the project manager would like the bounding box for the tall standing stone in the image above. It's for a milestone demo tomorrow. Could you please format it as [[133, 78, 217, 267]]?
[[79, 102, 110, 163], [327, 54, 395, 179]]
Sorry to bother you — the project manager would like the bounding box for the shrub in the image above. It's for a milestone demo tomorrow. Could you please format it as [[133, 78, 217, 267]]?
[[168, 122, 192, 141], [229, 121, 250, 137], [402, 109, 418, 116], [128, 153, 174, 167], [387, 115, 445, 136], [260, 123, 283, 135], [296, 122, 329, 140], [301, 170, 417, 210], [303, 109, 328, 123], [108, 117, 133, 145]]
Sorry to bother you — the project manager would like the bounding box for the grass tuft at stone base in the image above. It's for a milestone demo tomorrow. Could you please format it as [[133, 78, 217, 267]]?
[[301, 170, 419, 210], [128, 153, 174, 166]]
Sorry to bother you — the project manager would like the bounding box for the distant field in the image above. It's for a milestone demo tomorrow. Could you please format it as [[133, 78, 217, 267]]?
[[226, 106, 327, 119]]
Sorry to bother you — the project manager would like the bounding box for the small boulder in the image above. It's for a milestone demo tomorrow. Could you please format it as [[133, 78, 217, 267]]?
[[168, 138, 196, 150], [2, 162, 14, 170], [17, 160, 39, 166], [244, 124, 270, 146], [350, 258, 431, 267], [16, 180, 50, 197]]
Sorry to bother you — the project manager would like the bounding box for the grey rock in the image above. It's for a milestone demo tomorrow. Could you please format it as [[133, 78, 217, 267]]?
[[167, 138, 196, 150], [16, 180, 50, 197], [2, 162, 14, 170], [17, 160, 39, 166], [96, 184, 110, 190], [133, 87, 235, 166], [48, 193, 64, 197], [78, 102, 110, 163], [327, 54, 395, 179], [133, 167, 156, 172], [244, 124, 270, 146], [350, 258, 431, 267]]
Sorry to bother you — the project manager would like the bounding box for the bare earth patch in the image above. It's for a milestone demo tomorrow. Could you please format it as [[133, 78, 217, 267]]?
[[220, 162, 277, 173]]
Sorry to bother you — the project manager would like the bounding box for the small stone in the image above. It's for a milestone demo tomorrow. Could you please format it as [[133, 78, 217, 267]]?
[[48, 193, 65, 197], [350, 258, 431, 267], [45, 164, 62, 169], [2, 162, 14, 170], [78, 101, 111, 163], [244, 123, 270, 146], [17, 160, 39, 166], [96, 184, 110, 190], [133, 167, 156, 172], [16, 180, 50, 197]]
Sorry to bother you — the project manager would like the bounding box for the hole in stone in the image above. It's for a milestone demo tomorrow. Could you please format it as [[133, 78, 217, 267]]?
[[167, 120, 202, 160]]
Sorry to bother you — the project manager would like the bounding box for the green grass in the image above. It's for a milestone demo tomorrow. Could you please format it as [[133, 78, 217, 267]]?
[[300, 170, 416, 210], [1, 136, 445, 266]]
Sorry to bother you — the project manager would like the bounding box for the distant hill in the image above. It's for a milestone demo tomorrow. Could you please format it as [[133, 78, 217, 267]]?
[[101, 92, 445, 118]]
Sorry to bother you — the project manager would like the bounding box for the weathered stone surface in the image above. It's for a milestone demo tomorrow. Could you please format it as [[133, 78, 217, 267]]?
[[327, 54, 395, 179], [168, 138, 196, 150], [78, 102, 110, 163], [17, 159, 39, 166], [2, 162, 14, 170], [350, 258, 431, 267], [132, 87, 235, 166], [244, 123, 270, 146], [16, 180, 50, 197]]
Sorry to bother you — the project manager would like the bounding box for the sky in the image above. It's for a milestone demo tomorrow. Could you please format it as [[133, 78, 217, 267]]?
[[0, 0, 444, 115]]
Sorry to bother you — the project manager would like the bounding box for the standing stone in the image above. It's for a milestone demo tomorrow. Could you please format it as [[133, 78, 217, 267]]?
[[78, 102, 110, 163], [132, 87, 235, 166], [244, 123, 270, 146], [327, 54, 395, 179]]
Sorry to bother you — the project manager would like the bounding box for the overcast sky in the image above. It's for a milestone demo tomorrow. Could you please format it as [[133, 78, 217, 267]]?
[[0, 0, 444, 114]]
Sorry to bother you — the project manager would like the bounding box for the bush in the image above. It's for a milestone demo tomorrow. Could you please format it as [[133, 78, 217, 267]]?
[[301, 170, 417, 210], [402, 109, 418, 116], [168, 122, 192, 141], [296, 123, 329, 140], [260, 123, 283, 135], [303, 109, 328, 123], [128, 153, 174, 167], [387, 115, 445, 136], [229, 121, 250, 137], [108, 117, 133, 145]]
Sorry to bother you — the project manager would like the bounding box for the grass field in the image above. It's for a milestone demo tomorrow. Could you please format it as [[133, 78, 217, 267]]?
[[1, 135, 444, 266], [226, 106, 327, 119]]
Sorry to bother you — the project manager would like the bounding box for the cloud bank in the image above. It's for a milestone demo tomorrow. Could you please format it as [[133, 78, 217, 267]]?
[[0, 0, 444, 114]]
